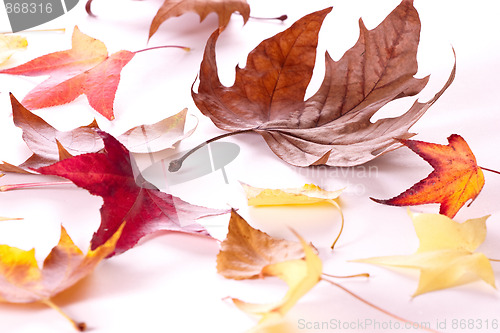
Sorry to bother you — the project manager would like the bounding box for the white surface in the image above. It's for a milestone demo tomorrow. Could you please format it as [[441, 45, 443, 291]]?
[[1, 0, 500, 332]]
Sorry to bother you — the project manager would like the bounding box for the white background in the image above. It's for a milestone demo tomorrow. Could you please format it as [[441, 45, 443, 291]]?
[[1, 0, 500, 332]]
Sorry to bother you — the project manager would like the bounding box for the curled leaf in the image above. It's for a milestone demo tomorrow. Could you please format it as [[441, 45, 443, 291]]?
[[149, 0, 250, 38], [241, 183, 344, 249], [117, 108, 197, 153], [193, 1, 455, 167]]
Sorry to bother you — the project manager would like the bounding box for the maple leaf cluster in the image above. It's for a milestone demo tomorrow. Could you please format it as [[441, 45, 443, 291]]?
[[0, 0, 499, 332]]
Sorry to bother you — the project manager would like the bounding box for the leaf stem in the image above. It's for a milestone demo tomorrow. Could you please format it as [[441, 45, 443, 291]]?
[[480, 166, 500, 175], [134, 45, 191, 54], [322, 272, 369, 279], [168, 129, 254, 172], [0, 181, 73, 192], [41, 299, 86, 331], [236, 12, 287, 22], [321, 278, 439, 333], [0, 28, 65, 34], [488, 258, 500, 262], [329, 200, 344, 250]]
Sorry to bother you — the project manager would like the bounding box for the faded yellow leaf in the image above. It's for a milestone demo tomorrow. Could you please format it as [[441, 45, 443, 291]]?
[[355, 211, 495, 296], [217, 210, 322, 331], [242, 182, 342, 206], [232, 229, 322, 329], [0, 34, 27, 65], [241, 183, 344, 249], [0, 223, 124, 329]]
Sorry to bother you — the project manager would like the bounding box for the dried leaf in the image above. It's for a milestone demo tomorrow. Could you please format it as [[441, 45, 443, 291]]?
[[0, 94, 102, 174], [241, 183, 344, 249], [242, 183, 342, 206], [0, 223, 123, 303], [217, 210, 306, 280], [1, 95, 195, 173], [149, 0, 250, 38], [0, 34, 27, 65], [117, 108, 197, 153], [354, 211, 495, 296], [0, 26, 135, 120], [372, 134, 485, 218], [193, 1, 455, 167], [36, 131, 226, 256], [218, 211, 322, 328]]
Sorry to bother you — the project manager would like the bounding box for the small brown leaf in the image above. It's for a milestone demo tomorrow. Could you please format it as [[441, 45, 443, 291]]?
[[149, 0, 250, 38], [217, 210, 306, 280]]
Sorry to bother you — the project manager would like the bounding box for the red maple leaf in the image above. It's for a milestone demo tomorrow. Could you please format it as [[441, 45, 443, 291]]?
[[0, 26, 134, 120], [36, 131, 226, 256]]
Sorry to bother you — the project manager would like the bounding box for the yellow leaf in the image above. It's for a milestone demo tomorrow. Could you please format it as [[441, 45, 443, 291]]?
[[0, 35, 28, 65], [232, 230, 322, 328], [218, 210, 322, 330], [241, 182, 344, 249], [354, 211, 495, 296], [242, 182, 342, 206], [0, 222, 124, 329]]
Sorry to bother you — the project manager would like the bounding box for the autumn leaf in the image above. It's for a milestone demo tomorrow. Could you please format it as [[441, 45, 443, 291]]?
[[217, 210, 307, 280], [148, 0, 250, 38], [0, 223, 124, 330], [0, 94, 196, 173], [241, 182, 344, 249], [354, 211, 495, 296], [372, 134, 485, 218], [0, 26, 135, 120], [217, 210, 322, 329], [0, 34, 27, 65], [0, 94, 102, 174], [117, 108, 197, 153], [36, 131, 226, 256], [189, 0, 455, 168]]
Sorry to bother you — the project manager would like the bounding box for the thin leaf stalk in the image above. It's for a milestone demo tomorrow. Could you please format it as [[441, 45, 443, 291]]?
[[0, 181, 73, 192], [41, 299, 86, 331], [321, 278, 439, 333], [168, 129, 254, 172]]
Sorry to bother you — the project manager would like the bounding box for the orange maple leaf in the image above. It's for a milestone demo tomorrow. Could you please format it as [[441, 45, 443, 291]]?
[[0, 26, 135, 120], [372, 134, 485, 218]]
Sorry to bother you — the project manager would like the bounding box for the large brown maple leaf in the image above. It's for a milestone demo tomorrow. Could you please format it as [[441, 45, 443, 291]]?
[[191, 0, 455, 167]]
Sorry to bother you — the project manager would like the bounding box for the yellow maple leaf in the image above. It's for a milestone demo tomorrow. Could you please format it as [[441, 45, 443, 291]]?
[[241, 182, 344, 249], [355, 211, 495, 296], [0, 34, 27, 65], [0, 223, 124, 330], [218, 210, 322, 331]]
